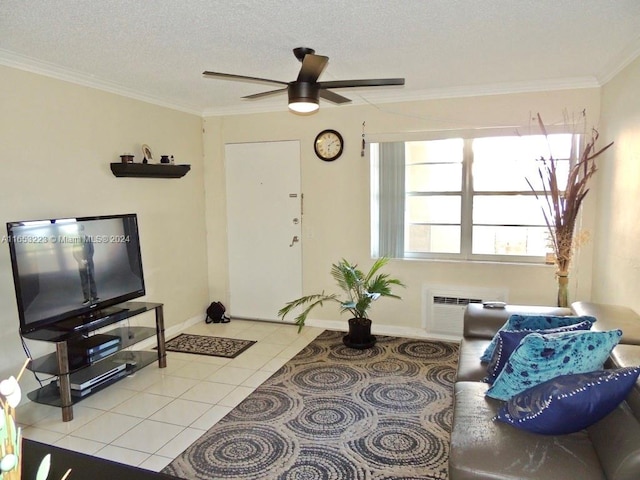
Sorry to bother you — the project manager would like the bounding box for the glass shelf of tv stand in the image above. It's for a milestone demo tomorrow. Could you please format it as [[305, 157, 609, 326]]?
[[21, 302, 162, 343], [27, 326, 157, 376], [21, 301, 166, 420], [27, 350, 159, 408]]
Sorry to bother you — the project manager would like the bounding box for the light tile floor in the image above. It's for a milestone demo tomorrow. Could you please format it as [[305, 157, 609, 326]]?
[[18, 319, 323, 472]]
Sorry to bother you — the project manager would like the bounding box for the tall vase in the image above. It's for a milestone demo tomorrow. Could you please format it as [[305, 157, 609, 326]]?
[[557, 272, 569, 308]]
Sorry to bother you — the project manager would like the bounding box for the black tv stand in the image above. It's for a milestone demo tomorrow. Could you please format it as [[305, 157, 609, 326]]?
[[53, 304, 146, 333], [22, 301, 166, 422]]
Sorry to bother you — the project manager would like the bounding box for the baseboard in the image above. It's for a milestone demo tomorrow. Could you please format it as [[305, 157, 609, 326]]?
[[303, 318, 461, 343], [110, 313, 461, 351], [131, 313, 204, 350]]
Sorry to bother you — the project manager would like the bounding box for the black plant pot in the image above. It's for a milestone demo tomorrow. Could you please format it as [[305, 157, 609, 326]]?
[[343, 317, 376, 349]]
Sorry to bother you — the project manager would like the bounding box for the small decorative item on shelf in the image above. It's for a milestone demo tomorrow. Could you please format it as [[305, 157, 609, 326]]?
[[141, 144, 153, 164], [119, 154, 134, 164], [160, 155, 170, 164]]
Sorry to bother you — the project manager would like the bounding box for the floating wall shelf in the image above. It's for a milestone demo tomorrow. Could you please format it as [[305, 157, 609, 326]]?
[[110, 163, 191, 178]]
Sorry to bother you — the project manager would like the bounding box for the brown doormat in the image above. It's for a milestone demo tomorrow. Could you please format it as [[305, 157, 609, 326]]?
[[162, 333, 256, 359]]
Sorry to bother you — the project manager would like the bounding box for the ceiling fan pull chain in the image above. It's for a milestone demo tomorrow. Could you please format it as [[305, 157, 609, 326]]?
[[361, 121, 366, 157]]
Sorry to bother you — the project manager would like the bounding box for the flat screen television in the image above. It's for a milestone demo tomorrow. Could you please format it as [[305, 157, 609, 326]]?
[[6, 213, 146, 334]]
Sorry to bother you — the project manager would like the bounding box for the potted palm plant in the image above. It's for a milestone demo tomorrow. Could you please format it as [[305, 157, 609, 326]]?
[[278, 257, 404, 349]]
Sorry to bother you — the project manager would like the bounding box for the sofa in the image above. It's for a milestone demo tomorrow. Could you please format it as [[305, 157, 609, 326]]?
[[449, 302, 640, 480]]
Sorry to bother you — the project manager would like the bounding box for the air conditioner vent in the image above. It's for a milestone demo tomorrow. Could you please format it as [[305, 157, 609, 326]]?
[[433, 296, 483, 306], [424, 285, 508, 338]]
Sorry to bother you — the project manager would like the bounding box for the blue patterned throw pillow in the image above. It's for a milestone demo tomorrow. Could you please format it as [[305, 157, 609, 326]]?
[[480, 315, 597, 363], [495, 367, 640, 435], [485, 329, 622, 401], [484, 320, 594, 384]]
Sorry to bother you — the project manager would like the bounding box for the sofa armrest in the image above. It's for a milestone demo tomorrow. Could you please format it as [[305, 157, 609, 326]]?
[[588, 402, 640, 480], [456, 338, 492, 382], [463, 303, 571, 339], [450, 382, 604, 480], [609, 344, 640, 422], [572, 301, 640, 345]]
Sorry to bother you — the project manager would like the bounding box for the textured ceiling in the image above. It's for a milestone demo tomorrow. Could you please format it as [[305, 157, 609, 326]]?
[[1, 0, 640, 115]]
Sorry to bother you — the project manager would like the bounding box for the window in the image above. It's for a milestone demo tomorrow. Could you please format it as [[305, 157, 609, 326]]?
[[371, 133, 576, 262]]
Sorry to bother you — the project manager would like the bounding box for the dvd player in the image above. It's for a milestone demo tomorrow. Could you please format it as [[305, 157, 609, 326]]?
[[67, 368, 131, 397], [67, 334, 122, 368], [69, 334, 121, 353], [68, 360, 127, 391]]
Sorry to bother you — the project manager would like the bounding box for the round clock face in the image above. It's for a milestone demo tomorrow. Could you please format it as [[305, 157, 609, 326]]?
[[314, 129, 344, 161]]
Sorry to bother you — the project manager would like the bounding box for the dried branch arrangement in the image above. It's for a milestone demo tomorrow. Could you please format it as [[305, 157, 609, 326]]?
[[526, 113, 613, 306]]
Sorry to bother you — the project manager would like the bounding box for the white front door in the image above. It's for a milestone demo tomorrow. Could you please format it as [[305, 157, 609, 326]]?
[[225, 141, 302, 321]]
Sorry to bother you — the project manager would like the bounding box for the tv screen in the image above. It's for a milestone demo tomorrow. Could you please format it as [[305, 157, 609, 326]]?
[[6, 214, 146, 334]]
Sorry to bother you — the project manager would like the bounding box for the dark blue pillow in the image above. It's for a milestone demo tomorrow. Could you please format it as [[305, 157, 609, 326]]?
[[486, 329, 622, 401], [480, 315, 597, 363], [484, 320, 593, 384], [495, 367, 640, 435]]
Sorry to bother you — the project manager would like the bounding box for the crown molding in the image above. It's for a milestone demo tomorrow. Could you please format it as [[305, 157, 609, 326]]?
[[2, 47, 603, 118], [354, 76, 601, 104], [597, 37, 640, 85], [202, 77, 601, 116], [0, 48, 202, 116]]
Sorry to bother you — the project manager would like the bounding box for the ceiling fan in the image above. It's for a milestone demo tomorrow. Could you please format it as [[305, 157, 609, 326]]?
[[203, 47, 405, 113]]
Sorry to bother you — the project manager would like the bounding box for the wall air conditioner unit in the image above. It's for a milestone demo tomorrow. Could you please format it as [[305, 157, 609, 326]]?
[[423, 285, 508, 339]]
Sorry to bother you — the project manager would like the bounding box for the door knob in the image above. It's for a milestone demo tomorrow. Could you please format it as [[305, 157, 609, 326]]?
[[289, 235, 299, 247]]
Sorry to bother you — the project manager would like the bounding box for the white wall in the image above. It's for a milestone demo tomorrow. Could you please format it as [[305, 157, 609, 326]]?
[[0, 66, 209, 392], [593, 55, 640, 310], [1, 60, 614, 397], [5, 52, 634, 409], [203, 88, 602, 332]]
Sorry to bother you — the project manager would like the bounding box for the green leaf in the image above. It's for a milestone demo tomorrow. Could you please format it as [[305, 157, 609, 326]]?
[[36, 454, 51, 480], [279, 257, 404, 331]]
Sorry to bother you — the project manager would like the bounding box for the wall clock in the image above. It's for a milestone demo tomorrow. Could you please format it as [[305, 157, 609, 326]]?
[[314, 129, 344, 161]]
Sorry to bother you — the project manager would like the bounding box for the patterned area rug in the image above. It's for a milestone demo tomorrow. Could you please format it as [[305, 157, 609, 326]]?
[[163, 330, 459, 480], [163, 333, 256, 359]]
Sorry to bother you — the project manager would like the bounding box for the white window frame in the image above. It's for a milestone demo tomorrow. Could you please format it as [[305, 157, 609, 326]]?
[[371, 128, 580, 264]]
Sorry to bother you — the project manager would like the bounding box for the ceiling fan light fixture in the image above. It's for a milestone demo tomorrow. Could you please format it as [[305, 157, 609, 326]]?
[[288, 100, 319, 114], [288, 83, 319, 114]]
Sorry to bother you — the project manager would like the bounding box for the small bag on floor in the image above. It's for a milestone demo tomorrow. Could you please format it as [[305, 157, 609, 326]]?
[[206, 301, 230, 324]]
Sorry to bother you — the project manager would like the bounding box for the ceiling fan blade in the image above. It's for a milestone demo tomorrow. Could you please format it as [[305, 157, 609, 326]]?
[[203, 71, 288, 87], [242, 87, 288, 100], [297, 54, 329, 83], [319, 78, 405, 89], [319, 89, 351, 104]]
